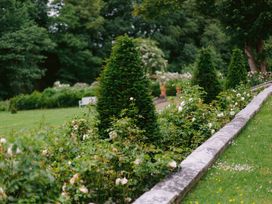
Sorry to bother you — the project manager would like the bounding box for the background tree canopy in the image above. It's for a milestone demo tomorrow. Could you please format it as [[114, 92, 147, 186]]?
[[0, 0, 271, 100]]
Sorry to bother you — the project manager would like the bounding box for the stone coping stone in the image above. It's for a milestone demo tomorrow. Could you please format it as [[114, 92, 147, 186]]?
[[133, 85, 272, 204]]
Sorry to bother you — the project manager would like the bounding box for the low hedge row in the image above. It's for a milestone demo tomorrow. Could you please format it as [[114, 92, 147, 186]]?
[[10, 87, 96, 111]]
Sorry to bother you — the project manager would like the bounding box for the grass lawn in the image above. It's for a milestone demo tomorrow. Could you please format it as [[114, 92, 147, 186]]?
[[0, 107, 91, 135], [183, 96, 272, 203]]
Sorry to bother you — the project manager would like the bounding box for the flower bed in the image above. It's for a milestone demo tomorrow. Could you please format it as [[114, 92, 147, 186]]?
[[0, 85, 255, 203]]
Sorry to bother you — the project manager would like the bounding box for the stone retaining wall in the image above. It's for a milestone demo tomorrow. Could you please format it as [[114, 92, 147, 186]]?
[[133, 85, 272, 204]]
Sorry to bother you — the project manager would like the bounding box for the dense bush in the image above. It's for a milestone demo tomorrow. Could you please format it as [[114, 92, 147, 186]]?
[[0, 115, 181, 203], [9, 86, 95, 111], [158, 84, 253, 149], [226, 48, 247, 89], [0, 83, 255, 203], [0, 101, 9, 112], [192, 48, 222, 103], [97, 35, 159, 141]]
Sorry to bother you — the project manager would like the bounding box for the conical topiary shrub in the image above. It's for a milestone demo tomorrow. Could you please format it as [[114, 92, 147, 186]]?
[[192, 47, 222, 103], [97, 35, 159, 142], [226, 48, 247, 89]]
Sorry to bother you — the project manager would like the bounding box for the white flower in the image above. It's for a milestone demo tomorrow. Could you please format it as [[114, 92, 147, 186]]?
[[129, 97, 134, 101], [192, 117, 196, 122], [61, 191, 69, 198], [115, 177, 128, 185], [62, 183, 67, 192], [82, 134, 89, 140], [230, 111, 235, 116], [68, 161, 72, 166], [79, 185, 88, 194], [7, 144, 13, 156], [109, 131, 118, 140], [125, 197, 132, 202], [241, 97, 245, 101], [133, 158, 141, 165], [217, 112, 224, 118], [70, 173, 80, 185], [236, 93, 241, 97], [167, 160, 177, 169], [115, 178, 122, 185], [178, 106, 183, 112], [208, 123, 213, 128], [41, 149, 49, 156], [247, 93, 250, 97], [211, 129, 215, 134], [235, 102, 238, 106], [73, 125, 78, 130], [179, 101, 186, 107], [16, 147, 21, 154], [189, 98, 193, 102], [0, 187, 7, 199], [0, 138, 7, 144]]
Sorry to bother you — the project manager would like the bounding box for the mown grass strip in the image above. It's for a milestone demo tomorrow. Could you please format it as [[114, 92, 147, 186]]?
[[183, 96, 272, 203]]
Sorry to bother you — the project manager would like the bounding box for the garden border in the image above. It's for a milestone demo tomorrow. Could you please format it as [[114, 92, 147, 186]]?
[[133, 85, 272, 204]]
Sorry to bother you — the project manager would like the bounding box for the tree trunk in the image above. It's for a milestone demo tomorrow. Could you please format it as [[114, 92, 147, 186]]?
[[244, 43, 258, 72], [256, 39, 267, 73]]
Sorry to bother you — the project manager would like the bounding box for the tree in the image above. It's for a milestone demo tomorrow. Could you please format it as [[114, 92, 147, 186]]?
[[226, 48, 247, 89], [0, 0, 54, 99], [45, 0, 104, 85], [196, 0, 272, 72], [192, 47, 221, 103], [97, 35, 159, 141]]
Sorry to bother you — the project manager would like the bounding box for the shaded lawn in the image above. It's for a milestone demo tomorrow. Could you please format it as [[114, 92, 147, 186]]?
[[0, 107, 91, 135], [183, 96, 272, 203]]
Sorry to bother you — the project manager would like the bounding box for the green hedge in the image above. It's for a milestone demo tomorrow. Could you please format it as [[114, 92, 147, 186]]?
[[10, 87, 96, 111]]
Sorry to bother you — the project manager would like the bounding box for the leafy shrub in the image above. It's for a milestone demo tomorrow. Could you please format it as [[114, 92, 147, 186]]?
[[150, 81, 161, 97], [0, 83, 255, 203], [192, 47, 222, 103], [97, 35, 159, 141], [0, 101, 9, 112], [0, 113, 181, 203], [158, 84, 253, 150], [226, 48, 247, 89]]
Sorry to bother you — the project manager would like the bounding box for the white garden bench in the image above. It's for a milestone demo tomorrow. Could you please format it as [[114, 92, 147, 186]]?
[[79, 97, 97, 107]]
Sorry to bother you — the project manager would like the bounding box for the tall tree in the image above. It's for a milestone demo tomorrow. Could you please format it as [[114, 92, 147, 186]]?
[[47, 0, 104, 84], [0, 0, 54, 99], [196, 0, 272, 72]]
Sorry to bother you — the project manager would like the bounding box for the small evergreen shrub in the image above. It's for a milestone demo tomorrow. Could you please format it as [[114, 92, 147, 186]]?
[[192, 47, 222, 103], [226, 48, 247, 89], [97, 35, 159, 142]]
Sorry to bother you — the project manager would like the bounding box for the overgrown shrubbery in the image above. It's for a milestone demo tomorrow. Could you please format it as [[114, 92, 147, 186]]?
[[9, 86, 96, 111], [0, 83, 255, 203], [158, 84, 253, 150]]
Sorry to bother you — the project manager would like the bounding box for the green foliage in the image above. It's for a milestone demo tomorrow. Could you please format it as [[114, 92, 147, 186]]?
[[97, 35, 159, 141], [158, 84, 253, 150], [226, 48, 247, 89], [0, 115, 180, 203], [0, 83, 255, 203], [49, 0, 104, 84], [9, 86, 95, 111], [0, 0, 54, 99], [192, 48, 222, 103]]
